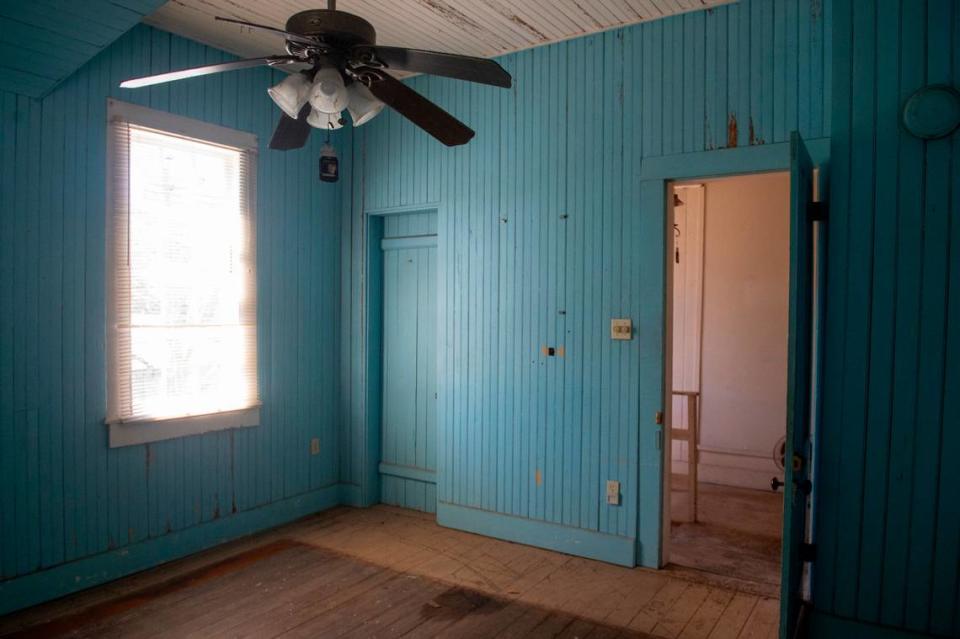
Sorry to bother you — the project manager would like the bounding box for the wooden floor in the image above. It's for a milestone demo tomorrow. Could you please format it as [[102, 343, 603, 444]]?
[[669, 480, 783, 592], [0, 506, 780, 639]]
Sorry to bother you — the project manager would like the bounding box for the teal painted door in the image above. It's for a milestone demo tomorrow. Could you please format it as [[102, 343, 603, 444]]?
[[781, 132, 819, 637], [379, 236, 438, 513]]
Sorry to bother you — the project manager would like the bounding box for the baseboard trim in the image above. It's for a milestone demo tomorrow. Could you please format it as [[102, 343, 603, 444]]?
[[378, 462, 436, 484], [808, 609, 942, 639], [0, 484, 340, 616], [437, 501, 635, 567], [671, 459, 782, 491]]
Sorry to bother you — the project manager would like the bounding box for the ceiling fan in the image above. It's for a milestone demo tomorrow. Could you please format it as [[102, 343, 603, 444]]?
[[119, 1, 512, 149]]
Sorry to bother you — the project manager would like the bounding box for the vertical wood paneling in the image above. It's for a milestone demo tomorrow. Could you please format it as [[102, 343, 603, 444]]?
[[929, 10, 960, 628], [11, 4, 958, 638], [817, 1, 960, 635], [380, 234, 438, 514], [0, 0, 167, 98], [0, 24, 342, 590], [833, 0, 876, 618], [341, 0, 832, 545], [855, 0, 899, 623]]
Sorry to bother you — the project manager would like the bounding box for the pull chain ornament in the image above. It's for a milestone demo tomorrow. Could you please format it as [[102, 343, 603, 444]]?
[[319, 122, 339, 182]]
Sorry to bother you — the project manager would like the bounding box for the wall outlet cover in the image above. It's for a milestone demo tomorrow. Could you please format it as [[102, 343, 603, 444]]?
[[606, 480, 620, 505], [611, 318, 632, 340]]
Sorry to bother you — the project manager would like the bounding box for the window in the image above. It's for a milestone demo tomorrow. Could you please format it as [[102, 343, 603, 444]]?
[[107, 100, 259, 447]]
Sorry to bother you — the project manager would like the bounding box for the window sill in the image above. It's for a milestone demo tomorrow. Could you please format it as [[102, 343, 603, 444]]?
[[108, 405, 260, 448]]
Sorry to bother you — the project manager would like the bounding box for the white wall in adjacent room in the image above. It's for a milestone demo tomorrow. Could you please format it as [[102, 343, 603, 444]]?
[[672, 171, 790, 490]]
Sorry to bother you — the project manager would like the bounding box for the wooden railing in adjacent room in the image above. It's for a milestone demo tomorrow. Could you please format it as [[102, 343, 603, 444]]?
[[672, 390, 700, 523]]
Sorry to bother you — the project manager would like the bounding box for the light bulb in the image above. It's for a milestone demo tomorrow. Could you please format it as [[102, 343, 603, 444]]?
[[308, 68, 349, 115]]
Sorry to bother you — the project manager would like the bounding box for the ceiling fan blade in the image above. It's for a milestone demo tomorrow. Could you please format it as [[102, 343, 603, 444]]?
[[269, 103, 313, 150], [352, 46, 512, 88], [120, 56, 299, 88], [215, 16, 318, 47], [358, 68, 475, 146]]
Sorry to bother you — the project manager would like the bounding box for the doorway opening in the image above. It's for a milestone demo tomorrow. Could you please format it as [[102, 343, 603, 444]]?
[[665, 172, 790, 593]]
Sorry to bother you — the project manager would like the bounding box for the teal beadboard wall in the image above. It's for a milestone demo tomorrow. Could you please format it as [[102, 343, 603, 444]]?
[[338, 0, 831, 565], [0, 24, 345, 613], [3, 3, 960, 638]]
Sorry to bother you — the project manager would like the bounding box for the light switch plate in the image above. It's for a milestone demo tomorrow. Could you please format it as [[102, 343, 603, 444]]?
[[606, 480, 620, 505], [310, 438, 320, 455], [611, 318, 632, 340]]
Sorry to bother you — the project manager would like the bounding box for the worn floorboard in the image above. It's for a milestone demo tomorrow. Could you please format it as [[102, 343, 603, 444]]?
[[670, 479, 783, 595], [0, 505, 778, 638]]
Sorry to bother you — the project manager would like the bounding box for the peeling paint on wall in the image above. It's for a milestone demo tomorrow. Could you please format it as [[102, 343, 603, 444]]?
[[748, 116, 765, 145], [727, 114, 738, 148]]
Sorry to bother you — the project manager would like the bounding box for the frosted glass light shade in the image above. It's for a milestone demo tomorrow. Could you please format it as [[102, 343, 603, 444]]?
[[347, 83, 385, 126], [309, 68, 349, 114], [267, 73, 311, 119], [307, 108, 344, 130]]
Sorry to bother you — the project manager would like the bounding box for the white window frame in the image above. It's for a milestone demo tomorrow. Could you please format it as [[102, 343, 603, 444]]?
[[106, 99, 260, 448]]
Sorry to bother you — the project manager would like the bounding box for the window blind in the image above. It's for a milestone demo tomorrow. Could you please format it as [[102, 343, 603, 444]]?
[[107, 117, 258, 425]]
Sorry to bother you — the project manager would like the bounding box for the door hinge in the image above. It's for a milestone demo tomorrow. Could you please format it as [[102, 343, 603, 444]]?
[[799, 542, 817, 563], [809, 201, 828, 222], [792, 453, 805, 473]]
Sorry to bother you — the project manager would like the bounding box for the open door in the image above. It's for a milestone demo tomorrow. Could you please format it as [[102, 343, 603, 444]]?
[[780, 132, 821, 637]]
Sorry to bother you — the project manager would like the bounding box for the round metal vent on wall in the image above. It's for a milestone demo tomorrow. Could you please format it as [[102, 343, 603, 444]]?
[[901, 84, 960, 140]]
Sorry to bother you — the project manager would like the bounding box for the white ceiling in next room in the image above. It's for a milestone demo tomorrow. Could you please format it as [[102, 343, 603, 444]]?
[[145, 0, 735, 65]]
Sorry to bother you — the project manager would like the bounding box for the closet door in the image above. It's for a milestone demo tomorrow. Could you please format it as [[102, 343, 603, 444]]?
[[380, 235, 438, 513]]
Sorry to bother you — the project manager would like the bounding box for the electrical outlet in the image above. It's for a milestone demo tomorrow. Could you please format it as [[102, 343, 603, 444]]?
[[310, 438, 320, 456], [606, 480, 621, 505], [611, 318, 632, 340]]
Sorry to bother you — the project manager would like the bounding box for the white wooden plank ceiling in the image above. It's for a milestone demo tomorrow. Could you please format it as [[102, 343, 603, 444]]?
[[145, 0, 735, 65]]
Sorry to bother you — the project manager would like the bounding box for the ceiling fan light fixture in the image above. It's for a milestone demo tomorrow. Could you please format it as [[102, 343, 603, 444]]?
[[267, 72, 311, 119], [117, 8, 514, 150], [309, 68, 349, 114], [307, 108, 344, 130], [347, 83, 385, 126]]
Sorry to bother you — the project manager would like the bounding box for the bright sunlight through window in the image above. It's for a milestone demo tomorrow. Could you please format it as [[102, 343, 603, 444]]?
[[107, 102, 258, 443]]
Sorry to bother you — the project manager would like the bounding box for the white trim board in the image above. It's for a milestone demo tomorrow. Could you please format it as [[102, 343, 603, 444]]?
[[107, 98, 258, 151]]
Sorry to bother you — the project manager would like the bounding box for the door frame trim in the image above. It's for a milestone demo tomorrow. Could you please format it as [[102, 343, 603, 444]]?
[[640, 139, 830, 181], [638, 138, 829, 574]]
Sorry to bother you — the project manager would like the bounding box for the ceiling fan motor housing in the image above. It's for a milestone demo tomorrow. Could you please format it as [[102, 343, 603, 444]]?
[[285, 10, 376, 47]]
